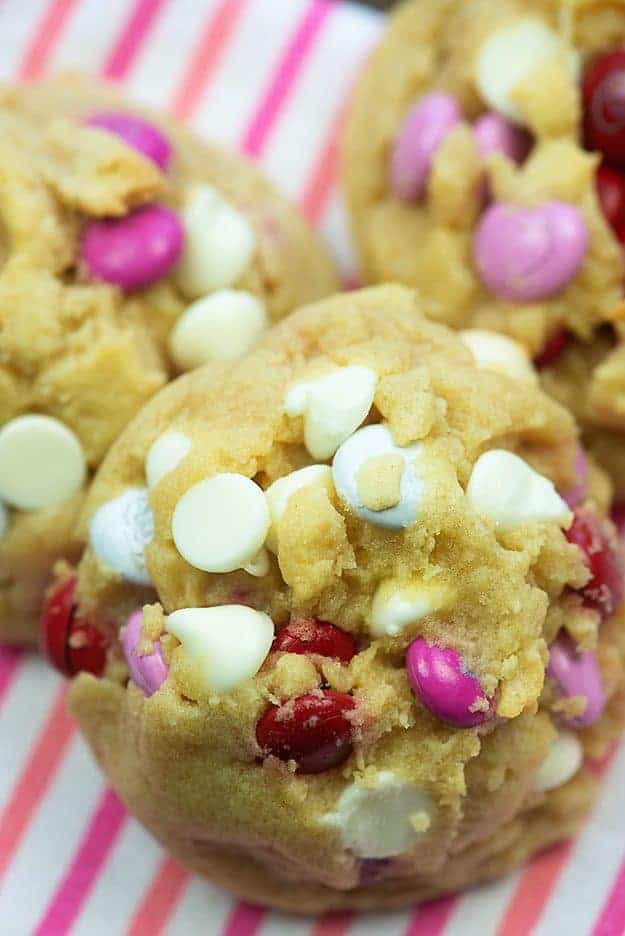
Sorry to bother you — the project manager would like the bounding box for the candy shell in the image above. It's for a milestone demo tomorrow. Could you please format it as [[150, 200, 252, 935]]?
[[474, 201, 588, 302], [548, 634, 605, 727], [82, 204, 183, 290], [390, 92, 461, 201], [122, 610, 168, 696], [406, 638, 491, 728], [87, 112, 172, 170]]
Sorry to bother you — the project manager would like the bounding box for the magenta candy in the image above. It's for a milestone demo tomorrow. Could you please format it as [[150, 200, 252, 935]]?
[[473, 112, 532, 164], [563, 446, 589, 509], [473, 201, 588, 302], [390, 92, 462, 201], [406, 638, 491, 728], [122, 610, 168, 696], [548, 634, 605, 727], [86, 112, 172, 170], [81, 204, 183, 290]]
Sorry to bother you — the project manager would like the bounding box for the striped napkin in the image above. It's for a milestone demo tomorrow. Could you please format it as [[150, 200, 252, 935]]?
[[1, 2, 624, 934]]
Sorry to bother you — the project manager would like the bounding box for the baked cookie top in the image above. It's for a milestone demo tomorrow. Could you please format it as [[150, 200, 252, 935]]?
[[343, 0, 625, 433], [0, 74, 337, 514], [60, 285, 625, 883]]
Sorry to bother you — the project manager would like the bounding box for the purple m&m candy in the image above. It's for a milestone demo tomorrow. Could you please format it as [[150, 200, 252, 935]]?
[[406, 638, 491, 728], [390, 92, 462, 201], [548, 634, 605, 728], [473, 201, 588, 302], [122, 610, 168, 696], [473, 112, 532, 164], [87, 112, 172, 171], [81, 204, 183, 291]]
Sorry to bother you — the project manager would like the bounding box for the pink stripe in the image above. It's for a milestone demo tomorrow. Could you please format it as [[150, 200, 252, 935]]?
[[240, 0, 335, 157], [18, 0, 79, 79], [405, 895, 457, 936], [592, 848, 625, 935], [34, 788, 126, 936], [100, 0, 168, 80], [0, 646, 23, 707], [221, 902, 265, 936]]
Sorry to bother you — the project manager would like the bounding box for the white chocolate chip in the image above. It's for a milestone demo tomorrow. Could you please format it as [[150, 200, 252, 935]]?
[[176, 185, 256, 298], [166, 604, 274, 693], [0, 414, 86, 511], [264, 464, 332, 553], [332, 424, 424, 530], [243, 548, 270, 578], [460, 329, 537, 384], [0, 501, 8, 540], [323, 771, 432, 858], [533, 732, 583, 792], [475, 19, 580, 123], [285, 366, 377, 460], [172, 473, 270, 573], [370, 579, 452, 638], [466, 450, 571, 530], [145, 431, 192, 488], [169, 289, 267, 371], [89, 487, 154, 586]]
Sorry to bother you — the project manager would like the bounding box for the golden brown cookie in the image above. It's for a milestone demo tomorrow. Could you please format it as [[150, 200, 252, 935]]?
[[56, 285, 625, 912], [343, 0, 625, 497], [0, 75, 337, 645]]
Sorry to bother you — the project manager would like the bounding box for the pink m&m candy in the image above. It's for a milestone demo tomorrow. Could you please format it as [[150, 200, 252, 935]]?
[[474, 201, 588, 302], [406, 638, 491, 728], [390, 92, 462, 201], [562, 446, 589, 510], [86, 112, 172, 171], [82, 204, 183, 290], [122, 610, 168, 696], [548, 634, 605, 727], [473, 112, 532, 164]]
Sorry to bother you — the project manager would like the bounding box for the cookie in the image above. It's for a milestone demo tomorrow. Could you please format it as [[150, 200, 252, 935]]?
[[50, 285, 625, 912], [343, 0, 625, 498], [0, 75, 337, 645]]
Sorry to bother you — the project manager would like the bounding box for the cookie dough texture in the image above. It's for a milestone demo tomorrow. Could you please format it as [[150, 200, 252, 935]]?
[[69, 287, 625, 912], [343, 0, 625, 494], [0, 75, 337, 645]]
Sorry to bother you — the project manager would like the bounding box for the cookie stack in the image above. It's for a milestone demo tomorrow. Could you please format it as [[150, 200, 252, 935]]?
[[4, 0, 625, 914]]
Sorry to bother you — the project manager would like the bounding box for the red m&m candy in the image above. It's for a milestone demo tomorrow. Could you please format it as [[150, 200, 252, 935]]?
[[596, 164, 625, 231], [583, 50, 625, 168], [41, 576, 108, 678], [271, 618, 356, 662], [256, 690, 355, 774], [533, 329, 571, 370], [566, 509, 625, 619]]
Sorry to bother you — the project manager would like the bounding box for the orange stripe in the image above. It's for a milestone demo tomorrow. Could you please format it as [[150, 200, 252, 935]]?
[[311, 911, 353, 936], [299, 97, 347, 224], [496, 748, 617, 936], [495, 841, 573, 936], [18, 0, 79, 79], [298, 52, 374, 224], [0, 686, 75, 881], [126, 855, 191, 936], [169, 0, 251, 122]]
